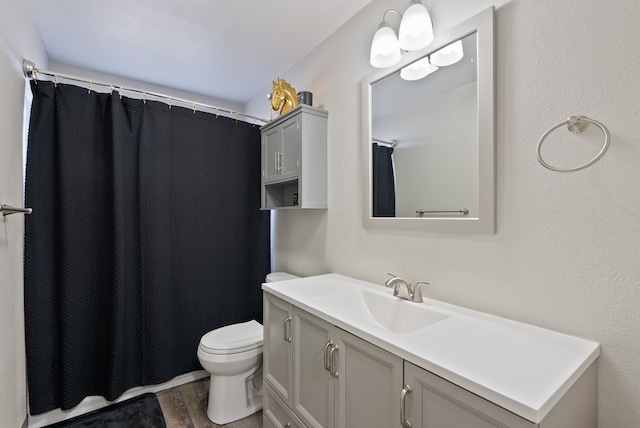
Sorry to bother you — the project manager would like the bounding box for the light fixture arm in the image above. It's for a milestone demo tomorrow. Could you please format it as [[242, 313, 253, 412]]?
[[380, 9, 402, 26]]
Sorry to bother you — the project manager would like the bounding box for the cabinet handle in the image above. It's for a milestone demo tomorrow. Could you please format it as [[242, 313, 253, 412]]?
[[323, 340, 334, 372], [400, 384, 412, 428], [283, 316, 292, 342], [284, 423, 291, 428], [278, 151, 283, 172], [275, 151, 279, 173], [329, 344, 339, 378]]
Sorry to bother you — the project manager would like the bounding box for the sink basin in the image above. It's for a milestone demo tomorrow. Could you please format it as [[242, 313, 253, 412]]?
[[314, 289, 448, 334]]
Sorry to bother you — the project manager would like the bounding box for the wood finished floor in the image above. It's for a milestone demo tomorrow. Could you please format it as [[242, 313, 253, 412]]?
[[157, 378, 262, 428]]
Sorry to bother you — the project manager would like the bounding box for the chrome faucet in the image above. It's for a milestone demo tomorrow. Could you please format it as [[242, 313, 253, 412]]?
[[385, 274, 429, 303]]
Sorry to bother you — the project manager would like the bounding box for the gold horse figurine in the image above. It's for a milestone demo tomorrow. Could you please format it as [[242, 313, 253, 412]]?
[[270, 78, 298, 115]]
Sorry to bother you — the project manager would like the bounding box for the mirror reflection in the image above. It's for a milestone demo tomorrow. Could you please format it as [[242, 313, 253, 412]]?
[[371, 33, 478, 218]]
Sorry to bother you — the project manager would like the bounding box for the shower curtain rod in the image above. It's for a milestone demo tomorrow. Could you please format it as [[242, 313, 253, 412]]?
[[22, 59, 269, 125]]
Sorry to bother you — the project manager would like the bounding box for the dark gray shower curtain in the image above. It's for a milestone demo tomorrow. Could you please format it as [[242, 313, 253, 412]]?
[[372, 143, 395, 217], [24, 81, 270, 415]]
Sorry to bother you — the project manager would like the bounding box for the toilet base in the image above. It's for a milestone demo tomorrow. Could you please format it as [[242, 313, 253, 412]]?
[[206, 365, 263, 424]]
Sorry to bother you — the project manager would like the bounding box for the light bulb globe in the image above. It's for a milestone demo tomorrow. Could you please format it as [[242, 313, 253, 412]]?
[[400, 57, 439, 81], [398, 1, 434, 51], [370, 24, 401, 68], [429, 40, 464, 66]]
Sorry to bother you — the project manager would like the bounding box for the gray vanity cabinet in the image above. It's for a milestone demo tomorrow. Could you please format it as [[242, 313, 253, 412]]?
[[404, 362, 533, 428], [263, 293, 403, 428], [403, 360, 596, 428], [264, 291, 596, 428], [260, 105, 328, 210], [293, 309, 403, 428]]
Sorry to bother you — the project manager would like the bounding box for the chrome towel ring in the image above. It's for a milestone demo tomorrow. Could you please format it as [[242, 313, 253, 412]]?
[[536, 116, 610, 172]]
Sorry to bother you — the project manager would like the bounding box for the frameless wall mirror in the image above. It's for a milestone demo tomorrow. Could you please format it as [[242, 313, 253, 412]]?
[[362, 7, 495, 233]]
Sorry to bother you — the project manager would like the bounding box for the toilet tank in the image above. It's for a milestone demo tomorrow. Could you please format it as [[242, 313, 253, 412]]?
[[265, 272, 300, 282]]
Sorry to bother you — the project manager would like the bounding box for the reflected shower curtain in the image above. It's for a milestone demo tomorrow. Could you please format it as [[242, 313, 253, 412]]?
[[24, 81, 270, 414], [372, 143, 395, 217]]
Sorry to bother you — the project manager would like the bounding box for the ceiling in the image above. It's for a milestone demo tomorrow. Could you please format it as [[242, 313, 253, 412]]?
[[26, 0, 375, 104]]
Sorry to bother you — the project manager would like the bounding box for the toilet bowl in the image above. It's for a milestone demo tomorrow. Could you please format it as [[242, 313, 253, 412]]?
[[197, 272, 299, 424]]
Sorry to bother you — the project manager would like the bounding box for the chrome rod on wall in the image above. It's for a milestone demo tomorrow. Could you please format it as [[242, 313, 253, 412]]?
[[22, 59, 269, 125], [1, 204, 32, 216], [416, 209, 469, 216]]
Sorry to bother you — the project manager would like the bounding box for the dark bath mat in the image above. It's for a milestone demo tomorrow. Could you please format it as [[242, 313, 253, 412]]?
[[45, 393, 166, 428]]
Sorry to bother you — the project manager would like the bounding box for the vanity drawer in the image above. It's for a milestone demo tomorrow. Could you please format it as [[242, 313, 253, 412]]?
[[264, 382, 305, 428]]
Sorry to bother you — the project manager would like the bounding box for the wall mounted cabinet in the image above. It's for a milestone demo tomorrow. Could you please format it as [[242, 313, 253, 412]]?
[[260, 105, 328, 210]]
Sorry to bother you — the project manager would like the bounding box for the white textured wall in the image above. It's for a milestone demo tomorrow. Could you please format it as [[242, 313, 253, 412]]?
[[0, 0, 47, 425], [246, 0, 640, 426], [47, 61, 245, 114]]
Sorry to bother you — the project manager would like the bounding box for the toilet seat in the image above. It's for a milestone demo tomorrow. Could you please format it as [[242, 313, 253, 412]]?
[[199, 320, 263, 355]]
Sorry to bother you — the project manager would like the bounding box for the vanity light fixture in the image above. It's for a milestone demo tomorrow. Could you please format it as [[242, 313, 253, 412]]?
[[400, 56, 439, 81], [369, 0, 434, 69], [429, 40, 464, 66]]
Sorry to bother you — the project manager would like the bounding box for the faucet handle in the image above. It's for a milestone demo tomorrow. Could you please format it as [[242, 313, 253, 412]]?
[[411, 281, 429, 303]]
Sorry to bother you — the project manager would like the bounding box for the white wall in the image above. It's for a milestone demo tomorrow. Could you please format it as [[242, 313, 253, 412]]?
[[0, 0, 47, 425], [47, 61, 245, 114], [246, 0, 640, 426]]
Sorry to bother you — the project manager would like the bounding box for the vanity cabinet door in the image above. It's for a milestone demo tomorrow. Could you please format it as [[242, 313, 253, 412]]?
[[404, 362, 534, 428], [264, 293, 294, 407], [334, 328, 403, 428], [292, 308, 335, 428]]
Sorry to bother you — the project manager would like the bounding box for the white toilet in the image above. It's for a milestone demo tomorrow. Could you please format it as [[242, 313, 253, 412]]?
[[197, 272, 299, 424]]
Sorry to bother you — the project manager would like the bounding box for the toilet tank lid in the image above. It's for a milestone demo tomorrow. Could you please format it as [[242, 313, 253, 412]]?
[[266, 272, 300, 282], [200, 320, 263, 353]]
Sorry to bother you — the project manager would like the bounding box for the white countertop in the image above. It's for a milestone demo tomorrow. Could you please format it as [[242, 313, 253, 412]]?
[[262, 273, 599, 423]]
